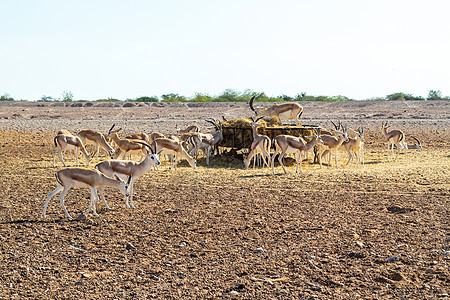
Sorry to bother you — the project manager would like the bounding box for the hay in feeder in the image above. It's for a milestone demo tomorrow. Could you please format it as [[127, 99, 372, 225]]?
[[219, 116, 313, 148]]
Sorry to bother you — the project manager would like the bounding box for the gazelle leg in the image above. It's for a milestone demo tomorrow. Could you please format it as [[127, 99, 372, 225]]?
[[53, 147, 58, 167], [97, 186, 111, 210], [75, 148, 80, 167], [58, 184, 73, 219], [56, 148, 66, 167], [42, 184, 63, 218], [335, 150, 339, 169], [85, 189, 96, 214], [90, 187, 100, 218], [346, 149, 352, 166], [128, 180, 135, 209], [278, 152, 287, 174]]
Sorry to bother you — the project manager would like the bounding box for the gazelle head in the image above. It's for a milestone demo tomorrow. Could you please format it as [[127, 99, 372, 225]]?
[[251, 116, 264, 127], [357, 127, 365, 142], [136, 141, 162, 166], [106, 124, 122, 139], [206, 118, 223, 140], [115, 174, 132, 197], [304, 128, 324, 145]]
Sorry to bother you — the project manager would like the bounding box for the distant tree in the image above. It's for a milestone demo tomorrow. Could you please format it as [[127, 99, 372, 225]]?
[[279, 94, 294, 101], [215, 89, 243, 102], [39, 95, 55, 102], [386, 93, 406, 101], [427, 90, 444, 100], [135, 96, 159, 102], [0, 93, 14, 101], [62, 91, 74, 102], [190, 93, 214, 102], [387, 92, 425, 101], [161, 93, 187, 102]]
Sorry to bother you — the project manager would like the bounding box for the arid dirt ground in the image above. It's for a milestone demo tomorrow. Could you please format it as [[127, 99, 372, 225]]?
[[0, 100, 448, 299]]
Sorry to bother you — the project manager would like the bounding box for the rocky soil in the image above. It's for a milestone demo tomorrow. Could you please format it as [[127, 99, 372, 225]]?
[[0, 100, 448, 299]]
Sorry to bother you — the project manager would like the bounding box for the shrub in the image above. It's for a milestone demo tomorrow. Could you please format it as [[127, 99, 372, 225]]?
[[135, 96, 159, 102], [1, 94, 14, 101]]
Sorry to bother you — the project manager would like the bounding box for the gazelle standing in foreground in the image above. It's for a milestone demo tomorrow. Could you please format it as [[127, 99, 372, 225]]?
[[381, 121, 405, 161], [95, 141, 161, 210], [271, 129, 323, 174], [53, 133, 91, 167], [77, 129, 115, 159], [243, 117, 271, 169], [43, 168, 131, 219], [249, 96, 303, 126]]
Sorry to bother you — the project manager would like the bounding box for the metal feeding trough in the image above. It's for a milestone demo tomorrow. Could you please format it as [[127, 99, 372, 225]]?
[[219, 125, 322, 149]]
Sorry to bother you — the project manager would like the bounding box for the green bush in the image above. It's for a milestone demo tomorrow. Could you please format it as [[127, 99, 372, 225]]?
[[1, 94, 14, 101], [135, 96, 159, 102]]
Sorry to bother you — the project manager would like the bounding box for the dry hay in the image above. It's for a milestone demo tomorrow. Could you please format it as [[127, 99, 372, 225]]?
[[219, 116, 313, 148]]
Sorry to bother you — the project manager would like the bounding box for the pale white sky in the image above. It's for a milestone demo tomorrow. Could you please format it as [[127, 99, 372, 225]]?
[[1, 0, 449, 101]]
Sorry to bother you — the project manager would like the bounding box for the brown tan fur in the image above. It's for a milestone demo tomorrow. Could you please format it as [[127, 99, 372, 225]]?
[[53, 134, 91, 167], [154, 138, 196, 170], [43, 168, 130, 219], [250, 96, 303, 126], [77, 129, 114, 159]]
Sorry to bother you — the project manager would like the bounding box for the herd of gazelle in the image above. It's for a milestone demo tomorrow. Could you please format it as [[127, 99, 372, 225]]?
[[45, 98, 422, 219]]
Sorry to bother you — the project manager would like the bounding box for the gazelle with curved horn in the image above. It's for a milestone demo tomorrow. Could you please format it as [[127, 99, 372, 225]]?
[[249, 96, 303, 126], [271, 128, 323, 174], [77, 129, 115, 159], [153, 137, 197, 170], [95, 141, 161, 210], [106, 124, 147, 160], [43, 168, 131, 219], [183, 119, 223, 165], [53, 133, 91, 167], [381, 121, 405, 161], [407, 136, 423, 150], [318, 124, 349, 169], [243, 116, 271, 169]]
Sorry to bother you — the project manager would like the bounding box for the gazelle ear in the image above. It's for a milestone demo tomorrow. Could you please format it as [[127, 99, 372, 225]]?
[[114, 174, 124, 182]]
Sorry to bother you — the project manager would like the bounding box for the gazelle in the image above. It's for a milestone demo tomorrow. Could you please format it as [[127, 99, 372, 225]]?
[[77, 129, 115, 159], [271, 129, 323, 174], [178, 125, 199, 134], [318, 126, 349, 169], [95, 141, 161, 210], [43, 168, 131, 219], [249, 96, 303, 126], [381, 121, 405, 161], [125, 132, 149, 143], [187, 119, 223, 166], [53, 134, 91, 167], [243, 117, 271, 169], [154, 138, 196, 170], [407, 136, 423, 150], [106, 124, 147, 160], [338, 127, 365, 167]]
